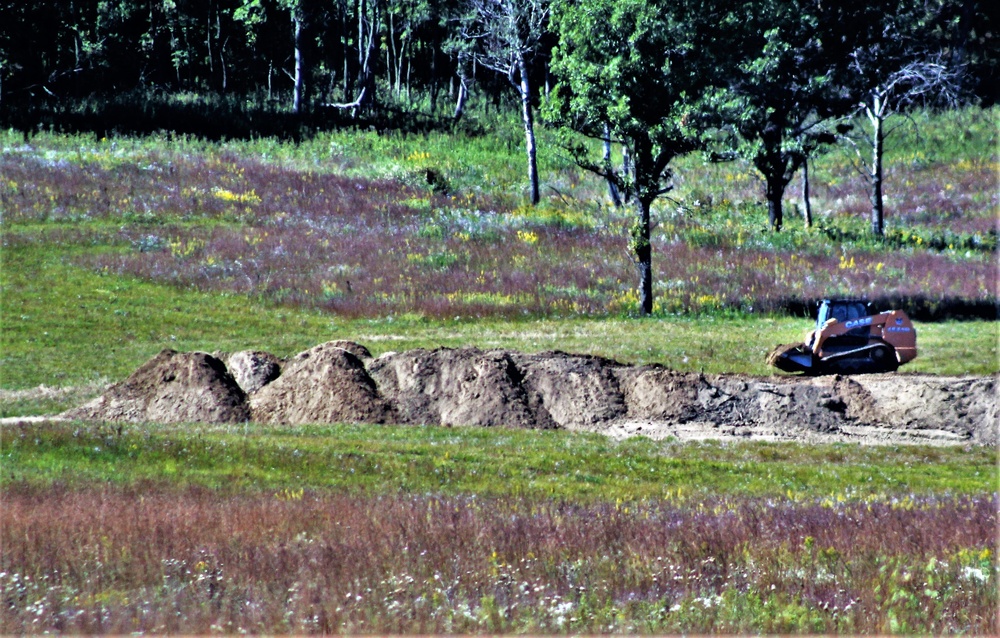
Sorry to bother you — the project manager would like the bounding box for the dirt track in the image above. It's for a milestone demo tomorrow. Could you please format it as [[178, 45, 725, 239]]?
[[51, 341, 998, 446]]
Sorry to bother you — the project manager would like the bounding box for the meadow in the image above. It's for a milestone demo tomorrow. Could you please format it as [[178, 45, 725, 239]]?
[[3, 109, 996, 324], [0, 106, 997, 634], [2, 421, 996, 634]]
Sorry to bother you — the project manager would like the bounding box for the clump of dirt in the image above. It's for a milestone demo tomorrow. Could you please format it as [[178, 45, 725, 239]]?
[[219, 350, 283, 395], [62, 349, 249, 423], [832, 375, 883, 423], [369, 347, 555, 428], [250, 341, 394, 425]]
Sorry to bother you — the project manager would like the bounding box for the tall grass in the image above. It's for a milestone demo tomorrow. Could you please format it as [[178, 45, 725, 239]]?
[[2, 484, 994, 634]]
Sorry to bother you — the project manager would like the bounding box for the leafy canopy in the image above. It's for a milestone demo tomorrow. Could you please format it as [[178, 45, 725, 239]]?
[[544, 0, 723, 203]]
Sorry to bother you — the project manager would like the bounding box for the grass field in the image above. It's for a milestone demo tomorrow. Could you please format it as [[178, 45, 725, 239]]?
[[1, 107, 997, 634], [5, 420, 995, 497], [2, 109, 996, 325], [2, 421, 996, 634]]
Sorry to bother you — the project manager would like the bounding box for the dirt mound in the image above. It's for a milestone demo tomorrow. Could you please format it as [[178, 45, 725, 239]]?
[[728, 375, 852, 434], [844, 374, 998, 445], [613, 369, 868, 439], [56, 342, 997, 446], [219, 350, 283, 395], [510, 351, 627, 429], [618, 367, 701, 422], [62, 349, 249, 423], [369, 347, 555, 428], [250, 341, 394, 425]]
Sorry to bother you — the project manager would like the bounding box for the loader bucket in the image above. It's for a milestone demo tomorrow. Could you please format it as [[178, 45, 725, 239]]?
[[767, 343, 816, 374]]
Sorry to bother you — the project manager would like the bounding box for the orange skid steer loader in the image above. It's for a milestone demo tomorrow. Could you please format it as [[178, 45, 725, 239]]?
[[768, 299, 917, 375]]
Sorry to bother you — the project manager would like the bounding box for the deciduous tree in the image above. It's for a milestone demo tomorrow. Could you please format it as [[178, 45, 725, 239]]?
[[236, 0, 317, 113], [846, 4, 965, 238], [723, 0, 868, 231], [545, 0, 717, 314]]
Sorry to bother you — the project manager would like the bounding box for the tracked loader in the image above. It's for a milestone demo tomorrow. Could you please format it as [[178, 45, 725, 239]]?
[[768, 299, 917, 375]]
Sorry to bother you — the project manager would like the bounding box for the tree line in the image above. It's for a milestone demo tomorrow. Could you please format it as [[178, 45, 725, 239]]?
[[1, 1, 993, 111], [1, 0, 994, 314]]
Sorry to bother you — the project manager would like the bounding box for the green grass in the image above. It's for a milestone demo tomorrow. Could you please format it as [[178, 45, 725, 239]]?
[[3, 420, 994, 499]]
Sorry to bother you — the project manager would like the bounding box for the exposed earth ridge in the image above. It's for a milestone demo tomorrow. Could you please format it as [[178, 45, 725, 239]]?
[[47, 340, 998, 446]]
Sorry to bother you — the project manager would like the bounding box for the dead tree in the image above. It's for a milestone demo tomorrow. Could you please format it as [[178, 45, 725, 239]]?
[[849, 53, 963, 237], [459, 0, 549, 205]]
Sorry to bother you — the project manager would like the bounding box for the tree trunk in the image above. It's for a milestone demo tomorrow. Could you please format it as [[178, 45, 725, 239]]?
[[355, 0, 378, 113], [604, 122, 622, 207], [635, 197, 653, 315], [870, 113, 885, 237], [388, 12, 396, 96], [629, 137, 655, 316], [206, 2, 214, 79], [403, 39, 411, 104], [216, 5, 228, 93], [358, 0, 365, 69], [518, 54, 540, 205], [429, 49, 440, 113], [342, 10, 351, 101], [766, 174, 785, 232], [292, 11, 305, 113], [453, 72, 468, 121], [220, 36, 228, 92], [802, 156, 812, 228]]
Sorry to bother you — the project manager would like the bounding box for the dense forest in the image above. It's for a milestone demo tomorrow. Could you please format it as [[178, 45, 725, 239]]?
[[1, 0, 994, 126]]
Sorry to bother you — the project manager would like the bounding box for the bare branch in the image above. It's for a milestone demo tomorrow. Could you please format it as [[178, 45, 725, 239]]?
[[460, 0, 549, 78], [852, 50, 965, 120], [323, 86, 366, 109]]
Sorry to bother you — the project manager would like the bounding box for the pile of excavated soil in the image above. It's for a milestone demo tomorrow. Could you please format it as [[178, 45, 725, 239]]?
[[369, 347, 555, 429], [513, 351, 627, 428], [835, 374, 998, 445], [55, 341, 997, 446], [217, 350, 282, 395], [63, 349, 249, 423], [250, 341, 395, 425]]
